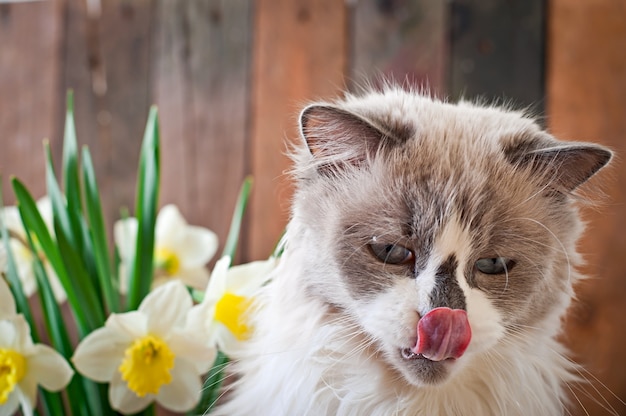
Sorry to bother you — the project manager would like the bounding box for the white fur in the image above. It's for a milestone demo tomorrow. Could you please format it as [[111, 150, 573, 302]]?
[[212, 88, 610, 415], [213, 222, 580, 416]]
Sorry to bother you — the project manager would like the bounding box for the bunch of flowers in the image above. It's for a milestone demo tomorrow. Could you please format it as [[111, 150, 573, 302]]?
[[0, 93, 277, 415]]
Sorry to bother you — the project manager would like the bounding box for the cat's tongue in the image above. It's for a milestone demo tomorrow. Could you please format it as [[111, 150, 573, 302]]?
[[414, 307, 471, 361]]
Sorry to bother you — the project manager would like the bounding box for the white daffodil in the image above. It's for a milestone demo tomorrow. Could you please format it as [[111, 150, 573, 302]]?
[[188, 255, 278, 357], [72, 280, 217, 414], [0, 197, 66, 303], [114, 204, 218, 292], [0, 278, 74, 416]]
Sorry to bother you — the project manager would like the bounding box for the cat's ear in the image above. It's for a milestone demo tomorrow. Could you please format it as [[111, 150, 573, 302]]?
[[505, 136, 612, 192], [299, 104, 387, 171]]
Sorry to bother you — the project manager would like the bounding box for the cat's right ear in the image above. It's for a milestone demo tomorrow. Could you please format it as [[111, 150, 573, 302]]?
[[299, 105, 387, 172]]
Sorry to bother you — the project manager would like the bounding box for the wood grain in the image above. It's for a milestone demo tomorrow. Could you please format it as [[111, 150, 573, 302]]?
[[247, 0, 348, 261], [154, 0, 252, 259], [547, 0, 626, 414], [350, 0, 448, 94], [0, 1, 64, 202], [449, 0, 545, 111]]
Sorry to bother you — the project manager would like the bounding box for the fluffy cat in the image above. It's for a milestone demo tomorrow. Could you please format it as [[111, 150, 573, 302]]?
[[214, 87, 612, 415]]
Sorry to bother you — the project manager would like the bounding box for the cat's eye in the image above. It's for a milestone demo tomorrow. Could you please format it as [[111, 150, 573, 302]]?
[[369, 243, 414, 264], [475, 257, 516, 275]]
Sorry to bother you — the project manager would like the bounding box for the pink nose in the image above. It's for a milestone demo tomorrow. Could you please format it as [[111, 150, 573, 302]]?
[[413, 307, 472, 361]]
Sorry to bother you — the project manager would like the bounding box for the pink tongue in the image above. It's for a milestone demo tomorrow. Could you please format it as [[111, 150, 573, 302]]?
[[414, 307, 472, 362]]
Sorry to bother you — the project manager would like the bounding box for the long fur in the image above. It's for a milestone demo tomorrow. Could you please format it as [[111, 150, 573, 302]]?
[[213, 87, 612, 416]]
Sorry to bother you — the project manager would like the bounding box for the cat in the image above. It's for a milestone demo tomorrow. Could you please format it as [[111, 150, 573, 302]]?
[[214, 86, 613, 415]]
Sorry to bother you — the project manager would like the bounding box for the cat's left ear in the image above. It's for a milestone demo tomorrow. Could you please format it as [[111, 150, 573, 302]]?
[[505, 136, 612, 192]]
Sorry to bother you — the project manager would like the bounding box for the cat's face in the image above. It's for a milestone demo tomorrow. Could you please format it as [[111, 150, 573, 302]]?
[[291, 89, 611, 387]]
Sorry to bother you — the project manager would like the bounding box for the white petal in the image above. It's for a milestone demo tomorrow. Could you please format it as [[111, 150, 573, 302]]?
[[214, 324, 241, 358], [177, 226, 219, 268], [177, 267, 211, 291], [44, 264, 67, 303], [167, 330, 217, 375], [1, 205, 25, 236], [16, 373, 37, 413], [204, 256, 232, 301], [226, 257, 278, 296], [0, 320, 17, 347], [155, 205, 187, 246], [27, 344, 73, 390], [140, 281, 192, 336], [106, 311, 147, 338], [185, 302, 214, 341], [11, 315, 34, 351], [0, 277, 16, 318], [113, 217, 138, 263], [0, 390, 20, 416], [109, 370, 154, 414], [35, 196, 54, 234], [72, 326, 129, 382], [156, 358, 203, 412]]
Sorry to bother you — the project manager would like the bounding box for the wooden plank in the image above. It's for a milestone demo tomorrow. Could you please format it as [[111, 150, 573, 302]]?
[[0, 0, 64, 203], [547, 0, 626, 414], [449, 0, 545, 111], [59, 0, 153, 230], [248, 0, 348, 261], [153, 0, 252, 260], [96, 0, 153, 223], [350, 0, 448, 94]]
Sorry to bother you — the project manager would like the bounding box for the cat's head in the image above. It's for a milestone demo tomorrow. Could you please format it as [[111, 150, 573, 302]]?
[[289, 88, 612, 387]]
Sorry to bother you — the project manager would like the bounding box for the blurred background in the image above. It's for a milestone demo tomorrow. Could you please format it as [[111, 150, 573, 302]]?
[[0, 0, 624, 414]]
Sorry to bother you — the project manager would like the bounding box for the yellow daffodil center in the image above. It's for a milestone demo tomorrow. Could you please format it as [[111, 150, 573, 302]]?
[[155, 247, 180, 276], [214, 292, 252, 340], [118, 335, 175, 397], [0, 349, 26, 404]]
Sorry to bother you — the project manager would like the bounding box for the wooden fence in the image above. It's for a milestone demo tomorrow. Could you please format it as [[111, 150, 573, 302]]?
[[1, 0, 625, 414]]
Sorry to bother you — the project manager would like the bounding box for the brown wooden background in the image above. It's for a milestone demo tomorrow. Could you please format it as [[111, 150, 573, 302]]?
[[1, 0, 625, 414]]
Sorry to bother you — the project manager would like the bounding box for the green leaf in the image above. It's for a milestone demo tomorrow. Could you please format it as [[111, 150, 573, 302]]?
[[82, 146, 119, 313], [222, 176, 253, 259], [127, 106, 160, 310], [44, 142, 106, 332], [30, 242, 87, 416], [61, 91, 85, 252], [12, 178, 95, 334], [193, 351, 230, 414], [0, 181, 38, 338]]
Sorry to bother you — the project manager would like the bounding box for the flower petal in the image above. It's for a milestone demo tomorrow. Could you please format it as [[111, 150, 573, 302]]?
[[1, 205, 25, 236], [72, 327, 129, 382], [156, 358, 203, 412], [0, 390, 20, 416], [114, 217, 138, 263], [177, 267, 210, 291], [0, 320, 17, 348], [27, 344, 73, 391], [16, 372, 37, 413], [106, 311, 147, 338], [177, 226, 218, 268], [204, 256, 232, 302], [0, 277, 16, 318], [226, 257, 278, 296], [167, 329, 217, 375], [155, 205, 187, 246], [109, 370, 154, 414], [140, 281, 192, 336]]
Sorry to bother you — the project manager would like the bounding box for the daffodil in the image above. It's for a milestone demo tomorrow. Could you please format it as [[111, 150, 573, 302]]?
[[114, 204, 218, 292], [0, 197, 66, 303], [72, 280, 217, 414], [188, 256, 278, 357], [0, 278, 74, 416]]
